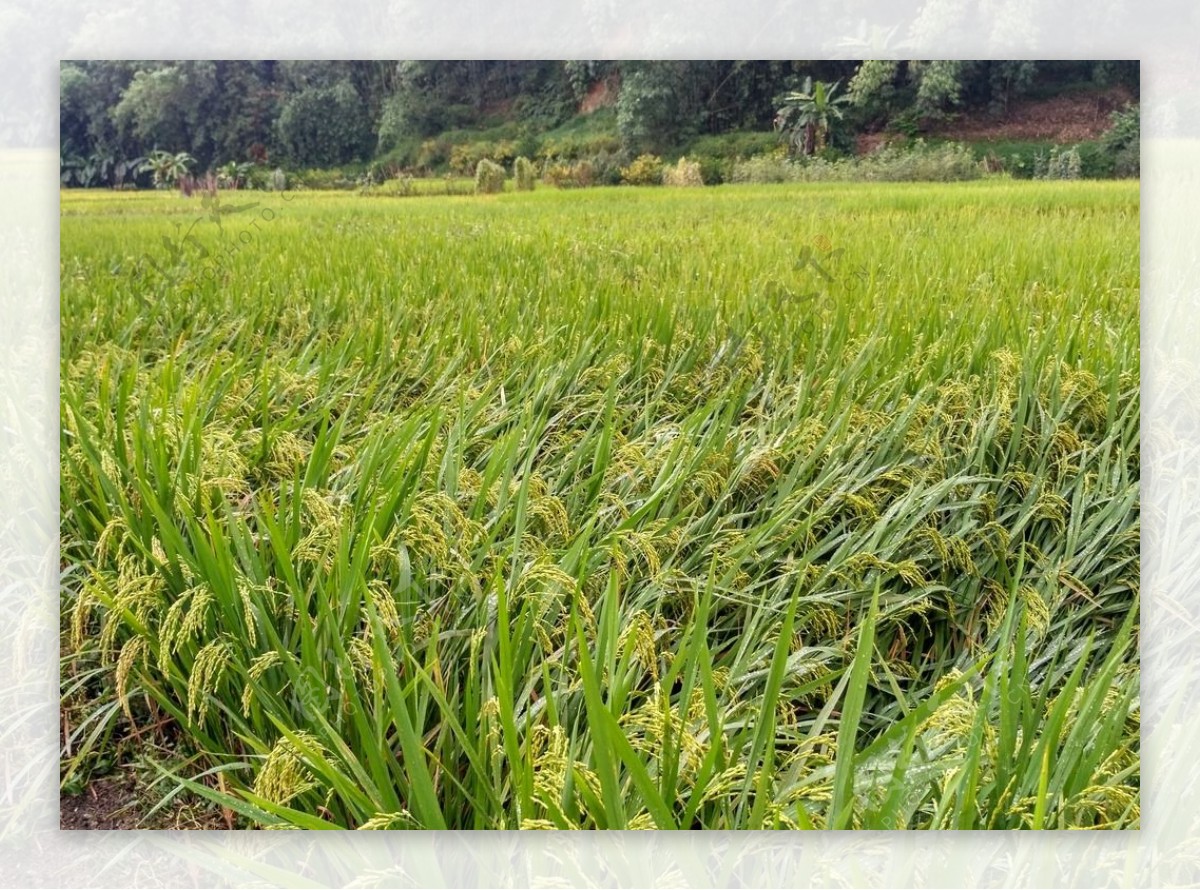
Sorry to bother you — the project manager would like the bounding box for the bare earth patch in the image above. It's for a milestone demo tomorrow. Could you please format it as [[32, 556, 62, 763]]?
[[60, 775, 146, 830], [60, 773, 230, 830], [857, 86, 1135, 155], [930, 86, 1135, 143]]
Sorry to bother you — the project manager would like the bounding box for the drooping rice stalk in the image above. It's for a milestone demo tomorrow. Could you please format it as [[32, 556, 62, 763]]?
[[60, 180, 1139, 829]]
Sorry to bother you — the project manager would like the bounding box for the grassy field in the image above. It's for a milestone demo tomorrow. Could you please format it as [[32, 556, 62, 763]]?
[[60, 181, 1140, 830]]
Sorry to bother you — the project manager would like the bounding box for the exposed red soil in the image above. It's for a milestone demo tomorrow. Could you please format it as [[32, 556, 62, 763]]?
[[929, 86, 1136, 143], [857, 86, 1136, 155], [581, 73, 620, 115]]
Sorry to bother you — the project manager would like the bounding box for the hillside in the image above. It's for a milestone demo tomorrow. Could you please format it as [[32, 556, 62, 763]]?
[[59, 61, 1139, 187]]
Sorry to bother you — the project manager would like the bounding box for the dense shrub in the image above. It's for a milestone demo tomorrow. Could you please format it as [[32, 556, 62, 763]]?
[[513, 156, 535, 191], [860, 141, 982, 181], [540, 161, 572, 188], [730, 141, 983, 183], [691, 154, 731, 185], [686, 131, 781, 162], [587, 149, 627, 186], [451, 140, 518, 176], [474, 158, 506, 194], [1072, 140, 1115, 179], [728, 153, 797, 184], [1101, 104, 1139, 177], [537, 133, 622, 162], [620, 153, 663, 186], [541, 159, 597, 189], [662, 156, 704, 187], [291, 167, 365, 190], [1035, 146, 1082, 180], [416, 138, 452, 172], [275, 80, 372, 168]]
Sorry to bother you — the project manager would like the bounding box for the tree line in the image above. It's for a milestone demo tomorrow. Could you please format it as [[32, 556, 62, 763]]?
[[60, 60, 1138, 185]]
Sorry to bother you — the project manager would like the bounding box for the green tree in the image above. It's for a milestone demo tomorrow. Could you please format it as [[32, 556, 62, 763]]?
[[276, 79, 372, 167], [616, 62, 689, 154], [111, 62, 222, 168], [59, 62, 140, 164]]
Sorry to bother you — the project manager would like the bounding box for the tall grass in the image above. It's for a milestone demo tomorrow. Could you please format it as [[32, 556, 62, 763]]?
[[59, 181, 1139, 829]]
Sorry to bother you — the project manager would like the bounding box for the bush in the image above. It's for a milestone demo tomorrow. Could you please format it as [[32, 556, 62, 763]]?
[[541, 161, 573, 188], [692, 154, 731, 185], [1073, 140, 1115, 179], [291, 167, 364, 190], [416, 138, 452, 173], [686, 131, 781, 161], [276, 80, 372, 168], [372, 176, 417, 197], [587, 149, 627, 186], [572, 160, 596, 188], [728, 154, 799, 184], [729, 141, 983, 184], [537, 133, 622, 162], [857, 141, 982, 182], [513, 156, 535, 191], [1101, 104, 1139, 177], [620, 153, 663, 186], [474, 158, 506, 194], [663, 156, 704, 187], [1035, 146, 1082, 180], [451, 140, 519, 176], [541, 158, 597, 189]]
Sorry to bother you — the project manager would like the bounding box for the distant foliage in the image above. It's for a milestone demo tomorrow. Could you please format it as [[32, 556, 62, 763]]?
[[848, 60, 900, 109], [291, 167, 365, 190], [276, 80, 372, 168], [451, 140, 518, 176], [616, 63, 686, 154], [662, 156, 704, 187], [850, 60, 1047, 129], [913, 60, 965, 116], [541, 159, 596, 189], [730, 141, 982, 183], [1036, 147, 1083, 180], [620, 153, 663, 186], [474, 158, 506, 194], [513, 156, 535, 191], [1101, 105, 1140, 178], [59, 61, 1140, 187], [728, 152, 797, 184]]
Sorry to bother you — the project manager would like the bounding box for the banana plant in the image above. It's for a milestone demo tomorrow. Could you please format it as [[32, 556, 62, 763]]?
[[141, 150, 195, 188], [775, 77, 850, 156], [216, 160, 253, 189]]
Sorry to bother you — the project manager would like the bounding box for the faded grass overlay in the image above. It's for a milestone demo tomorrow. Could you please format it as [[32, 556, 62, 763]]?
[[0, 158, 1176, 878], [0, 1, 1195, 885]]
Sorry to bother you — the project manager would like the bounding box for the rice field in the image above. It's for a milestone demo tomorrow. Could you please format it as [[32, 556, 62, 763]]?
[[60, 181, 1140, 830]]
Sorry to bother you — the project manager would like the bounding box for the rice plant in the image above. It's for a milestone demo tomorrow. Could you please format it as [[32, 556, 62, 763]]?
[[59, 180, 1139, 829]]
